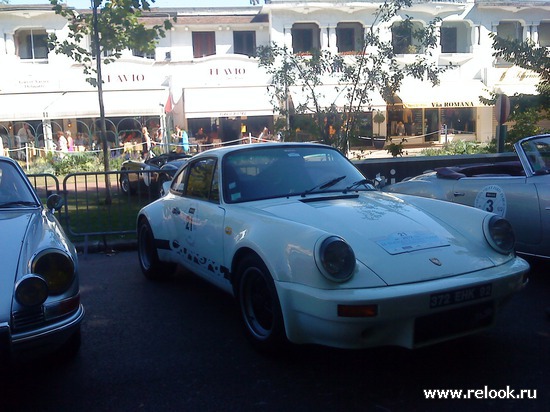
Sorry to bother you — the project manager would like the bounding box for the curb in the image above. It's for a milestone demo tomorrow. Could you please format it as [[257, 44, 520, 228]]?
[[75, 239, 137, 254]]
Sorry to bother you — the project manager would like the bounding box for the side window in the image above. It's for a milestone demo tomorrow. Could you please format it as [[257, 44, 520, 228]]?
[[170, 166, 188, 195], [186, 158, 218, 202]]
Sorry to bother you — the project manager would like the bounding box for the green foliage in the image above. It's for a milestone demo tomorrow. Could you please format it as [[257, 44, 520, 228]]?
[[26, 152, 125, 175], [420, 140, 491, 156], [489, 33, 550, 149], [490, 34, 549, 94], [385, 137, 407, 157]]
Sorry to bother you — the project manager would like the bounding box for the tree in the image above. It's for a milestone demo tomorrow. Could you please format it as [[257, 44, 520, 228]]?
[[491, 34, 550, 96], [256, 0, 447, 154], [488, 33, 550, 150], [48, 0, 174, 202]]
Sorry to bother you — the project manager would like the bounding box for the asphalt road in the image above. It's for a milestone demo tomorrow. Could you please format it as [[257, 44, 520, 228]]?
[[1, 251, 549, 412]]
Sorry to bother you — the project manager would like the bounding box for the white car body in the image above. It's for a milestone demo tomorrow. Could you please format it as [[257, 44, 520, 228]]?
[[137, 143, 529, 350]]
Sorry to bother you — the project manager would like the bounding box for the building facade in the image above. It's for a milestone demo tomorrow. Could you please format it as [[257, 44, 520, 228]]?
[[0, 1, 547, 156]]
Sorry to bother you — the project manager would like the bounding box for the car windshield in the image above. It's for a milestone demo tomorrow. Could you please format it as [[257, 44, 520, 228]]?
[[222, 145, 371, 203], [0, 160, 39, 208], [520, 135, 550, 175]]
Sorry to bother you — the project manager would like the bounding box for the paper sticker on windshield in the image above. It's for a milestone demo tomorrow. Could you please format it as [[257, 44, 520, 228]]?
[[376, 231, 450, 255], [474, 185, 507, 217]]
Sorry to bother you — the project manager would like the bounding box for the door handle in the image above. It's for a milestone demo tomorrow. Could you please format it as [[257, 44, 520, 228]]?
[[453, 192, 465, 197], [172, 207, 181, 215]]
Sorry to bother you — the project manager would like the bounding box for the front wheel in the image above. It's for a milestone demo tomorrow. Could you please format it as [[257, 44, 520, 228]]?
[[236, 255, 288, 352], [120, 172, 134, 195], [137, 218, 176, 280]]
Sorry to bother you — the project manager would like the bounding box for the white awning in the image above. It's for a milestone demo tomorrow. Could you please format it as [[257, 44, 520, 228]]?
[[492, 67, 540, 96], [0, 89, 168, 122], [0, 92, 65, 122], [47, 89, 168, 118], [183, 86, 274, 119], [397, 79, 489, 108]]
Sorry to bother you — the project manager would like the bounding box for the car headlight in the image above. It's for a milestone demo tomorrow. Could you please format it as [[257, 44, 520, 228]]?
[[484, 215, 515, 254], [15, 275, 49, 307], [32, 250, 76, 295], [316, 236, 356, 282]]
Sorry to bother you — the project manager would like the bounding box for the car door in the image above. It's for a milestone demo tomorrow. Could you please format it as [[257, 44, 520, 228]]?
[[164, 157, 228, 289], [451, 176, 542, 246]]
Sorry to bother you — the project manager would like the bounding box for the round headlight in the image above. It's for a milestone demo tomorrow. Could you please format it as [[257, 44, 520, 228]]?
[[15, 275, 49, 307], [317, 236, 356, 282], [32, 251, 75, 295], [484, 215, 515, 254]]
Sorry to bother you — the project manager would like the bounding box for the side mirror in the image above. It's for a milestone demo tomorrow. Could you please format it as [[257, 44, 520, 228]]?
[[161, 180, 171, 197], [46, 193, 64, 213]]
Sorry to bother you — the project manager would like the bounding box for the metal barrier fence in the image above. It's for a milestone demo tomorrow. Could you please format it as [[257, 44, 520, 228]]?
[[27, 150, 519, 253], [29, 170, 161, 254]]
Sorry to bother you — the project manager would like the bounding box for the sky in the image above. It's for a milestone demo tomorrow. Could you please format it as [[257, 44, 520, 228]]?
[[7, 0, 256, 8]]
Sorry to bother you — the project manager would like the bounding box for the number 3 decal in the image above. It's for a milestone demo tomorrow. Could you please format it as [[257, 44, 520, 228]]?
[[474, 185, 507, 217]]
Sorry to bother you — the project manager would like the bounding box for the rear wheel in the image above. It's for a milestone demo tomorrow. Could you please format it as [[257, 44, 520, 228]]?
[[236, 255, 288, 352], [138, 218, 176, 280]]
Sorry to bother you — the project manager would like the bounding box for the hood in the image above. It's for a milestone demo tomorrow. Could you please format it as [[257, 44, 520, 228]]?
[[258, 192, 496, 286], [0, 210, 41, 319]]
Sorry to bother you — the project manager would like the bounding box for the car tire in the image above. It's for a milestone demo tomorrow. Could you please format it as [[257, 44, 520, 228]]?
[[120, 171, 134, 195], [137, 218, 176, 280], [236, 255, 288, 352]]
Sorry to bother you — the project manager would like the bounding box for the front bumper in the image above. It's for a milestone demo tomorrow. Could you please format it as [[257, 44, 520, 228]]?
[[4, 304, 85, 361], [276, 257, 529, 349]]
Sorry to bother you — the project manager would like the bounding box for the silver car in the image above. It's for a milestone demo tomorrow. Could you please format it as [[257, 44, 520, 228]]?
[[384, 134, 550, 259], [0, 156, 84, 362]]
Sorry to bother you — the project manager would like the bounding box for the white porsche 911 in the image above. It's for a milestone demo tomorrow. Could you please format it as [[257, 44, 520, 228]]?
[[137, 143, 529, 351]]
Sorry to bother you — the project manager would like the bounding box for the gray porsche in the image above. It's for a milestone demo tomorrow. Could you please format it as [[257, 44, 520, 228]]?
[[0, 156, 84, 362], [384, 134, 550, 259]]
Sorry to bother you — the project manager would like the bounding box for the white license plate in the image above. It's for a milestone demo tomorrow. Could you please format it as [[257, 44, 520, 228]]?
[[429, 283, 492, 308]]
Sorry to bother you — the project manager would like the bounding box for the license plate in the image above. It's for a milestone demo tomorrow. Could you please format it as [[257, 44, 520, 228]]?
[[429, 283, 492, 308]]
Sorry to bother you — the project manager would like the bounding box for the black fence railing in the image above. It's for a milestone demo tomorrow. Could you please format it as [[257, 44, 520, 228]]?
[[27, 151, 519, 253]]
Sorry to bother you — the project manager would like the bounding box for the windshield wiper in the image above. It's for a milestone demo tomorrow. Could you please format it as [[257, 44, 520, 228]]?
[[301, 175, 346, 197], [343, 179, 374, 192], [0, 201, 39, 208]]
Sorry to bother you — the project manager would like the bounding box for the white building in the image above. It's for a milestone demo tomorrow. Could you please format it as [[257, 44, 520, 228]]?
[[0, 1, 547, 153]]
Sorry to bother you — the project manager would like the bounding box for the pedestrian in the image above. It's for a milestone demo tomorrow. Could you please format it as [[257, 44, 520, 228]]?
[[259, 127, 270, 142], [141, 126, 151, 159], [57, 131, 68, 157], [16, 123, 32, 160], [174, 125, 189, 153], [66, 130, 74, 152]]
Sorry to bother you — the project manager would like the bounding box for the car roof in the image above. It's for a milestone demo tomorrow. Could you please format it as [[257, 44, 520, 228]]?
[[194, 142, 333, 158]]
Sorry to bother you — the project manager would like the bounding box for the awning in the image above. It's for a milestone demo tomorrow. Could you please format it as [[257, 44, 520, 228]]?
[[289, 84, 386, 112], [492, 67, 540, 96], [397, 79, 489, 108], [47, 89, 168, 118], [0, 92, 65, 122], [0, 89, 168, 122], [183, 86, 274, 119]]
